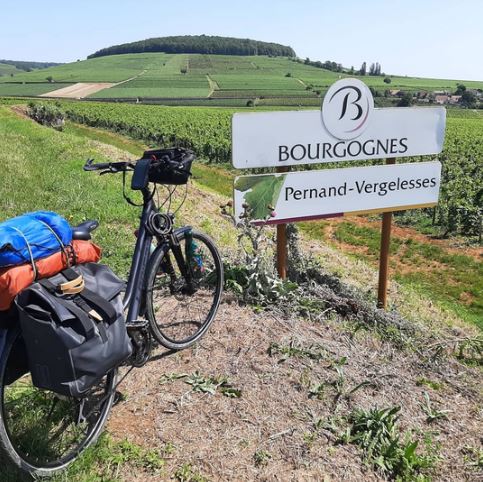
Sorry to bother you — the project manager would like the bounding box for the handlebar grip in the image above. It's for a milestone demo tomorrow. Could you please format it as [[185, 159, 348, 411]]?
[[83, 158, 110, 171]]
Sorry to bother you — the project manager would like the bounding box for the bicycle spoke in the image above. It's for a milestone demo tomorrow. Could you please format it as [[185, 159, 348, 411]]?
[[1, 335, 115, 470], [147, 232, 222, 348]]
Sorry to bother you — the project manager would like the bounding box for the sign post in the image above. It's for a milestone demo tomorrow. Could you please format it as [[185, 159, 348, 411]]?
[[231, 78, 446, 309], [276, 166, 289, 279], [377, 158, 396, 309]]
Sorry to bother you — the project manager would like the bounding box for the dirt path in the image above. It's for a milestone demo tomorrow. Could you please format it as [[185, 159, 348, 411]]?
[[40, 82, 115, 99], [206, 74, 219, 98], [40, 69, 147, 99]]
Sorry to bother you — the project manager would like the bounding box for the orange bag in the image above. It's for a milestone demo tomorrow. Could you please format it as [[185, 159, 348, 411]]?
[[0, 240, 101, 311]]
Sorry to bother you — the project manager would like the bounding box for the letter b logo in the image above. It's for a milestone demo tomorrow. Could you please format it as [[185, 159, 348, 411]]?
[[322, 79, 374, 140]]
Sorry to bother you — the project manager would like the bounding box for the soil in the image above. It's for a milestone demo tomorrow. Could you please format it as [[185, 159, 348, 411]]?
[[40, 82, 115, 99]]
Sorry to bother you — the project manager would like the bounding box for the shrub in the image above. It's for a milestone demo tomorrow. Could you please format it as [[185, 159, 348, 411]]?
[[27, 102, 65, 131]]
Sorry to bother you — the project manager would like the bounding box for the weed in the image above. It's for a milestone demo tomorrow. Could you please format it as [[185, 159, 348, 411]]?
[[416, 377, 444, 391], [221, 202, 298, 306], [185, 372, 242, 398], [339, 406, 439, 480], [309, 357, 374, 405], [159, 372, 189, 384], [426, 334, 482, 366], [420, 392, 451, 423], [174, 463, 208, 482], [303, 431, 318, 449], [455, 335, 482, 366], [162, 441, 176, 456], [461, 445, 483, 469], [299, 367, 312, 388], [308, 382, 326, 400], [268, 340, 327, 362], [253, 449, 272, 467]]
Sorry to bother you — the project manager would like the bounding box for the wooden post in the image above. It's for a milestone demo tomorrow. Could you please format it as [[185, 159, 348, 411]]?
[[377, 158, 396, 309], [276, 166, 289, 279]]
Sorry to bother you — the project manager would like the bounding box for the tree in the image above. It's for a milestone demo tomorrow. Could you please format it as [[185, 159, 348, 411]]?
[[304, 57, 310, 64], [349, 66, 354, 75], [397, 91, 413, 107], [285, 72, 292, 77], [384, 77, 391, 84], [455, 83, 466, 95], [359, 62, 366, 75], [461, 90, 476, 108], [46, 76, 54, 83], [369, 63, 375, 75]]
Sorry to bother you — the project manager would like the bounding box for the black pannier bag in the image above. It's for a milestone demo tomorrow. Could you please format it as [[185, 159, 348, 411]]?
[[144, 147, 195, 185], [15, 263, 132, 397]]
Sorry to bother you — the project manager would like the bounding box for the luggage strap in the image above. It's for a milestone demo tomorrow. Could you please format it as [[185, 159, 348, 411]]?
[[44, 295, 98, 341], [40, 268, 117, 326]]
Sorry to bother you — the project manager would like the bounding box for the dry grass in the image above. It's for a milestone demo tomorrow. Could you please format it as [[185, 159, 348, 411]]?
[[107, 299, 481, 481]]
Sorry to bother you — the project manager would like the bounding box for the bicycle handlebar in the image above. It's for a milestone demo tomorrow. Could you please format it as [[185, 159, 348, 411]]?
[[83, 158, 134, 173]]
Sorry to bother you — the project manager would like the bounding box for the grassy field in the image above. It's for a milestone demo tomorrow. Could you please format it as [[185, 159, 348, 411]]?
[[0, 105, 140, 276], [0, 53, 171, 83], [1, 53, 482, 103], [0, 62, 21, 77], [0, 82, 73, 97]]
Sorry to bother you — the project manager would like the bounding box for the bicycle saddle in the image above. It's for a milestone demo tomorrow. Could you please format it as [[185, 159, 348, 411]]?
[[72, 220, 99, 240]]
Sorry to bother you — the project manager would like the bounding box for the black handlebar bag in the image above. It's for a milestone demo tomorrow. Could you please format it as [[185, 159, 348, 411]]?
[[15, 263, 132, 397], [144, 147, 194, 185]]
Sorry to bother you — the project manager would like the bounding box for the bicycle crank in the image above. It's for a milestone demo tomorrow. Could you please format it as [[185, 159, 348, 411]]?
[[127, 321, 152, 367]]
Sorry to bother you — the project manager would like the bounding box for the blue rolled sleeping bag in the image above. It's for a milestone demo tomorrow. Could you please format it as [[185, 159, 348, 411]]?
[[0, 211, 72, 267]]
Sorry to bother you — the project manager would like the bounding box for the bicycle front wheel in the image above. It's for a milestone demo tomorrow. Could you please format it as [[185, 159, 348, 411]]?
[[0, 326, 116, 478], [145, 230, 223, 350]]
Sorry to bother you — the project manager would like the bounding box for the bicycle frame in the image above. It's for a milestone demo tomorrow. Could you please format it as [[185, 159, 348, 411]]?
[[122, 187, 191, 324]]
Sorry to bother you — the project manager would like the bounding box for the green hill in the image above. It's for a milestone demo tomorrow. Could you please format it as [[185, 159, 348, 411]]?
[[0, 62, 21, 77], [88, 35, 296, 58], [1, 52, 482, 106]]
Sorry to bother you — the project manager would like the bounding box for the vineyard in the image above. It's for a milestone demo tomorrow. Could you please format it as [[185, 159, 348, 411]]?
[[59, 101, 483, 237], [2, 52, 483, 105]]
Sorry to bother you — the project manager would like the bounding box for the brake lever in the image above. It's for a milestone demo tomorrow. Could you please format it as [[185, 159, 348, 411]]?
[[99, 170, 111, 175]]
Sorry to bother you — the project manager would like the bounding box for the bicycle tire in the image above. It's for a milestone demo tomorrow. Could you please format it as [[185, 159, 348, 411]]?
[[0, 326, 116, 478], [145, 230, 223, 350]]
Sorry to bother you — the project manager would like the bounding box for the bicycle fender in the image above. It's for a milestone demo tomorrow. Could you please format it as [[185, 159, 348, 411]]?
[[174, 226, 193, 240]]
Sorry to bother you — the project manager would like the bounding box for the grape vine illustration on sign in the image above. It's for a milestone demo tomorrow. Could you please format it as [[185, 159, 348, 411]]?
[[234, 174, 287, 220]]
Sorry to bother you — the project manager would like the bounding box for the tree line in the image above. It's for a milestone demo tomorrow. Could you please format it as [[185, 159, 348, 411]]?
[[88, 35, 296, 59], [0, 59, 62, 72]]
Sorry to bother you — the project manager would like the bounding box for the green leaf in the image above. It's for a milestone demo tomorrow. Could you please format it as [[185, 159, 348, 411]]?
[[234, 176, 266, 192], [238, 174, 286, 220], [404, 440, 418, 460]]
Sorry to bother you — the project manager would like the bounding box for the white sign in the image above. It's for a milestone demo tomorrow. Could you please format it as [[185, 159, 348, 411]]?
[[232, 79, 446, 169], [234, 161, 442, 224]]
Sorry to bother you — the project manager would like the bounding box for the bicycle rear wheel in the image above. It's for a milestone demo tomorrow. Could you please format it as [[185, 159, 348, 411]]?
[[0, 326, 116, 478], [145, 230, 223, 350]]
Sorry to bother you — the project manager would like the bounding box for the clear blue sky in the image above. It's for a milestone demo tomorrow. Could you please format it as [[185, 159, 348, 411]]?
[[2, 0, 482, 81]]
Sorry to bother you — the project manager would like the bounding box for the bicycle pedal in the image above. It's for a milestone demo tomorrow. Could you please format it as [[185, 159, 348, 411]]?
[[126, 319, 149, 329]]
